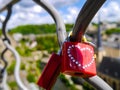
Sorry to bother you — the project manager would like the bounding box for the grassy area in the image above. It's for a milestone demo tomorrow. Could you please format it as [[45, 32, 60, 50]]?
[[7, 60, 16, 75], [16, 34, 59, 55]]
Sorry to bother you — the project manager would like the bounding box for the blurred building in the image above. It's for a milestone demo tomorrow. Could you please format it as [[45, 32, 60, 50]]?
[[98, 57, 120, 90], [97, 41, 120, 90], [95, 19, 120, 90], [102, 22, 117, 30]]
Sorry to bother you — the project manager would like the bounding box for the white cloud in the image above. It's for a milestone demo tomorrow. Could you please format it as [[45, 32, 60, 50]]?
[[7, 12, 54, 29], [49, 0, 79, 8], [13, 1, 44, 14], [102, 1, 120, 21], [93, 1, 120, 22], [4, 0, 80, 28], [63, 6, 80, 23], [0, 11, 6, 28], [1, 0, 120, 29], [1, 0, 53, 29], [18, 0, 35, 7], [0, 14, 5, 22]]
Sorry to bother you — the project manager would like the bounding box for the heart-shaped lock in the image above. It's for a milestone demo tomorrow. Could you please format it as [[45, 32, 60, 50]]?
[[61, 42, 96, 78]]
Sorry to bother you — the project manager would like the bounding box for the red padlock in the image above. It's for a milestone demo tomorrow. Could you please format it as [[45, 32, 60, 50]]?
[[37, 53, 61, 90], [61, 42, 96, 78]]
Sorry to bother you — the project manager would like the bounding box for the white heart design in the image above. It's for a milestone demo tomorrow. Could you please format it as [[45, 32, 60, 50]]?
[[67, 44, 94, 69]]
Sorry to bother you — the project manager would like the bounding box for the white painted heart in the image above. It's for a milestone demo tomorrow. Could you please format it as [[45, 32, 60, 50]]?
[[67, 44, 94, 69]]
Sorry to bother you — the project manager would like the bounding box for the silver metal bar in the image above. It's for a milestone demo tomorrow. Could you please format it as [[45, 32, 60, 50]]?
[[33, 0, 67, 47], [85, 75, 113, 90], [1, 1, 28, 89], [0, 0, 20, 12], [1, 48, 8, 73], [0, 2, 28, 89], [3, 40, 28, 90], [1, 0, 28, 90], [33, 0, 67, 89], [0, 65, 8, 90], [71, 0, 106, 42]]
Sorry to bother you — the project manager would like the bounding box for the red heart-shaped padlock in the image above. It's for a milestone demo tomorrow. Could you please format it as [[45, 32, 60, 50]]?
[[61, 42, 96, 78]]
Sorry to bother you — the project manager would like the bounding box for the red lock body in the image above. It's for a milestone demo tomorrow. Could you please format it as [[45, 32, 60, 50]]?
[[37, 53, 61, 90], [61, 42, 96, 78]]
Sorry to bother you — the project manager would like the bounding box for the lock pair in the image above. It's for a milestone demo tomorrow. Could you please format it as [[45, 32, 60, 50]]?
[[37, 41, 96, 90]]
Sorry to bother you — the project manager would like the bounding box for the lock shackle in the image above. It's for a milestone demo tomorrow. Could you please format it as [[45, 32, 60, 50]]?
[[34, 0, 67, 89], [34, 0, 67, 47], [70, 0, 106, 42]]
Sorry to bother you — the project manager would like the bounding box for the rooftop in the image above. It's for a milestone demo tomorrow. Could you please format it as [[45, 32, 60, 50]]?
[[98, 56, 120, 79], [102, 41, 120, 49]]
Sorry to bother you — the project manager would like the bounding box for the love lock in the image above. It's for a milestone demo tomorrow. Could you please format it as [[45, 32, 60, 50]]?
[[37, 53, 61, 90], [61, 42, 96, 78]]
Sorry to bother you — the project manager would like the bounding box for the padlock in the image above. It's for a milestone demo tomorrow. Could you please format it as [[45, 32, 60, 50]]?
[[61, 42, 96, 78], [37, 53, 61, 90]]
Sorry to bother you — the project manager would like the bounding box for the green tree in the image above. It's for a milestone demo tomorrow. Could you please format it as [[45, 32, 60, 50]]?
[[8, 24, 74, 35], [105, 28, 120, 35]]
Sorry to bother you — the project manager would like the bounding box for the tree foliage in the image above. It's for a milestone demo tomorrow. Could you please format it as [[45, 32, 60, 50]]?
[[36, 35, 59, 53], [8, 24, 73, 35], [105, 28, 120, 35]]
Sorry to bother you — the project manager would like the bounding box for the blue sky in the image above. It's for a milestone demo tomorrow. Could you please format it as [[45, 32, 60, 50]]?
[[0, 0, 120, 29]]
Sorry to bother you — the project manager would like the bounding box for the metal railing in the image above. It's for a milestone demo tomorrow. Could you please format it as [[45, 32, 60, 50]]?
[[0, 0, 113, 90]]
